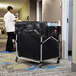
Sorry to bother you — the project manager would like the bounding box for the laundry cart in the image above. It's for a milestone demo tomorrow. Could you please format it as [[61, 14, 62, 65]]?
[[15, 21, 61, 64]]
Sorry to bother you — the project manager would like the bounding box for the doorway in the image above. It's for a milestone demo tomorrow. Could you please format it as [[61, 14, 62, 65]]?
[[62, 0, 72, 60], [68, 0, 72, 60]]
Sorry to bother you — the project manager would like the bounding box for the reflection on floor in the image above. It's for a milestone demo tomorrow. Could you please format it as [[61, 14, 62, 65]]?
[[0, 50, 76, 76], [68, 56, 72, 61]]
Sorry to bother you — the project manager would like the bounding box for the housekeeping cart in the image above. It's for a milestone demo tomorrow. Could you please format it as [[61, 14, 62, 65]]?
[[15, 21, 61, 66]]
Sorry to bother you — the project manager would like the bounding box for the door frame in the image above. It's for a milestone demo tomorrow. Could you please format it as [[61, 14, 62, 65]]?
[[62, 0, 69, 59]]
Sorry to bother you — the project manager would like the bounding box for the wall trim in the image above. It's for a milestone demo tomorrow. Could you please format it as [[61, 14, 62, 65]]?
[[72, 63, 76, 72]]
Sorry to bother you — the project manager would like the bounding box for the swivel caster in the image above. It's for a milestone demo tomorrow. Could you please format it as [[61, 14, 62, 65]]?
[[57, 57, 60, 64], [39, 62, 43, 68], [15, 57, 18, 62]]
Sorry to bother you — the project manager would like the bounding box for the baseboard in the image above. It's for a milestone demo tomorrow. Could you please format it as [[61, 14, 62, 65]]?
[[72, 63, 76, 72]]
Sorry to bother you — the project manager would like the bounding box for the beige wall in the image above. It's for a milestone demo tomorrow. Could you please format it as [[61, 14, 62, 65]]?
[[30, 0, 36, 21], [18, 0, 30, 21], [42, 0, 62, 23], [72, 0, 76, 64], [39, 1, 42, 21], [18, 0, 62, 22]]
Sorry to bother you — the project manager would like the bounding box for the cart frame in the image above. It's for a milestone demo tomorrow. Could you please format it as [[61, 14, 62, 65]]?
[[15, 34, 61, 65]]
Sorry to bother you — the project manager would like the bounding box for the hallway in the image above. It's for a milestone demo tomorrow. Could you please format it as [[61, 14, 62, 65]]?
[[0, 50, 73, 76], [0, 0, 76, 76]]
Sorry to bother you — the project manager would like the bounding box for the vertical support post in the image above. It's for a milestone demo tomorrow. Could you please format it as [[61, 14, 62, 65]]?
[[16, 34, 18, 57], [62, 0, 69, 59], [36, 0, 40, 21], [15, 34, 18, 62], [40, 36, 43, 62]]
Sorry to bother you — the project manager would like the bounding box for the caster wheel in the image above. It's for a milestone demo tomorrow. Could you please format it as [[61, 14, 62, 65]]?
[[15, 57, 18, 62], [57, 60, 60, 63], [39, 65, 42, 68], [39, 62, 43, 68], [57, 57, 60, 64]]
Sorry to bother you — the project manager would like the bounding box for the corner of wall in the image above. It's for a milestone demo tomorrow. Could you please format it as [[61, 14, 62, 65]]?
[[18, 0, 30, 21]]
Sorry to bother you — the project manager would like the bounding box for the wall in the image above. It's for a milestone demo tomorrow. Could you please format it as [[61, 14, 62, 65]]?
[[72, 0, 76, 72], [72, 0, 76, 65], [30, 0, 36, 21], [42, 0, 62, 23], [18, 0, 30, 21]]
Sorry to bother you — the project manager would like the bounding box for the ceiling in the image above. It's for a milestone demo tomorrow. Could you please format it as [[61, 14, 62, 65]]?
[[0, 0, 28, 17]]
